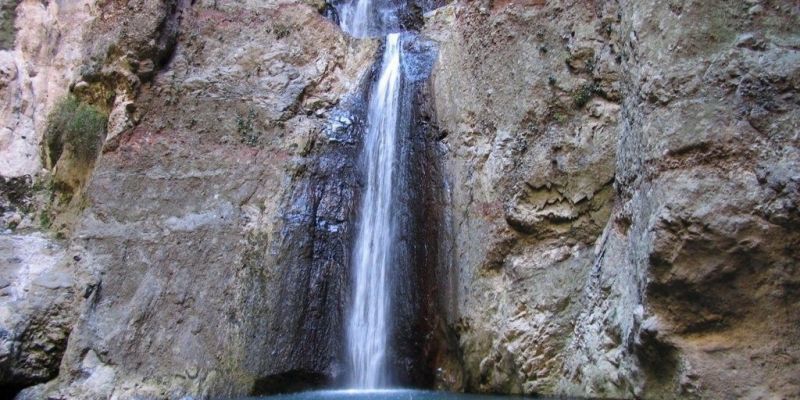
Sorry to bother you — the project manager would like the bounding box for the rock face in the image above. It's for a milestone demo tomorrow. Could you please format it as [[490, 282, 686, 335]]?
[[425, 0, 799, 399], [45, 1, 380, 397], [385, 33, 448, 388], [6, 0, 378, 397], [423, 0, 622, 394], [0, 234, 74, 394], [0, 0, 797, 399], [0, 0, 94, 178]]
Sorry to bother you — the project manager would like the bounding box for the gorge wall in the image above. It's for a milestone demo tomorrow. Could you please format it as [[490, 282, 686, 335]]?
[[426, 1, 799, 398], [0, 0, 797, 399]]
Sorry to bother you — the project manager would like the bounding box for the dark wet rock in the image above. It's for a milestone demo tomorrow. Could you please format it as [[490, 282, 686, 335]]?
[[0, 176, 33, 230], [387, 33, 451, 389], [256, 87, 368, 392]]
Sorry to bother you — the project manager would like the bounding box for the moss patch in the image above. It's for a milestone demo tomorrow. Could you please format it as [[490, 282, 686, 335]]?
[[44, 95, 109, 167], [237, 109, 260, 147], [572, 82, 599, 109], [0, 0, 19, 50]]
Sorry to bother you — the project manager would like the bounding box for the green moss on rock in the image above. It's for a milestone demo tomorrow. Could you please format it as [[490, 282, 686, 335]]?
[[0, 0, 19, 50], [572, 82, 599, 109], [44, 95, 109, 167]]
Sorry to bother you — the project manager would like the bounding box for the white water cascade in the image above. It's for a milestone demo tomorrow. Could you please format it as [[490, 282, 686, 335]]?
[[347, 32, 403, 389], [337, 0, 402, 38], [337, 0, 371, 37]]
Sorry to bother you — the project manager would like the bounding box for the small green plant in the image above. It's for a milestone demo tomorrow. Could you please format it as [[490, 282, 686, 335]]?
[[44, 95, 108, 166], [272, 24, 292, 40], [572, 82, 598, 109], [39, 210, 51, 229], [237, 109, 259, 147]]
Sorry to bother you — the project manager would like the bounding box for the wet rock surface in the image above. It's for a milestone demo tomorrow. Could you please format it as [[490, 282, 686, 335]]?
[[386, 33, 449, 388], [257, 75, 370, 394]]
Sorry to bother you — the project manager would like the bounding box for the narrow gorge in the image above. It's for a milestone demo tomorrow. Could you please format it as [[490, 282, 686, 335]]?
[[0, 0, 798, 399]]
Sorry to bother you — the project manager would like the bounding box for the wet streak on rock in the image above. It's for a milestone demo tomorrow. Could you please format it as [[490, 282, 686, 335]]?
[[385, 35, 455, 388], [255, 70, 375, 394]]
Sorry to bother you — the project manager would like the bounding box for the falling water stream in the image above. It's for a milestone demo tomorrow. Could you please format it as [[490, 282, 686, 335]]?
[[347, 32, 402, 388], [252, 1, 551, 399], [337, 0, 370, 37], [338, 0, 404, 389]]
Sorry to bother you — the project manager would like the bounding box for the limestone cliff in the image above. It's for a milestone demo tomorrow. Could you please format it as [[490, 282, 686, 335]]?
[[3, 0, 378, 397], [0, 0, 797, 399], [425, 1, 799, 399]]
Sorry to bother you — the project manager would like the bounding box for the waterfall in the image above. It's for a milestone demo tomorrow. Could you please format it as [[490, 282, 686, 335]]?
[[347, 32, 403, 389], [335, 0, 437, 389], [337, 0, 402, 38], [337, 0, 370, 37]]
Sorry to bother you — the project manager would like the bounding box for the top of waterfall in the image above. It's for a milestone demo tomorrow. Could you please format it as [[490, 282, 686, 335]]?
[[336, 0, 405, 38]]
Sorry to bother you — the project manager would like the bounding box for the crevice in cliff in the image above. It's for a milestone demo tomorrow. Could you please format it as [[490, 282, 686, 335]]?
[[251, 370, 331, 396], [0, 384, 25, 400], [635, 328, 682, 397]]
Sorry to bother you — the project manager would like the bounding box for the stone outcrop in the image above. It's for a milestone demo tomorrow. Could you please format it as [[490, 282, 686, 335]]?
[[424, 0, 799, 399], [40, 0, 380, 397], [0, 234, 73, 395], [423, 0, 622, 394], [0, 0, 796, 399], [0, 0, 95, 178]]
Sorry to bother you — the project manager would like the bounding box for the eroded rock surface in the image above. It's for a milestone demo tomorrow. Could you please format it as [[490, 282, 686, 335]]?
[[424, 0, 621, 394], [0, 0, 95, 178], [0, 234, 73, 394], [426, 1, 799, 399]]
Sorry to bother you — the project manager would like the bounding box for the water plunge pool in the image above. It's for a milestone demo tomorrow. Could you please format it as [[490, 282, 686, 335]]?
[[244, 389, 572, 400]]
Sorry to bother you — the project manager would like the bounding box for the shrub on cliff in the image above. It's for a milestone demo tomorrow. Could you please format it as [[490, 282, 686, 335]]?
[[44, 95, 108, 166]]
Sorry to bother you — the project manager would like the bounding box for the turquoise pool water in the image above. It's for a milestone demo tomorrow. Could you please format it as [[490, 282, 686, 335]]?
[[244, 389, 566, 400]]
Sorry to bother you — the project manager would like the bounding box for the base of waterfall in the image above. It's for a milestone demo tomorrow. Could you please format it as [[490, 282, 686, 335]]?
[[242, 389, 571, 399]]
